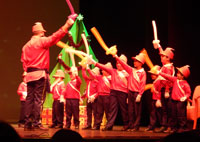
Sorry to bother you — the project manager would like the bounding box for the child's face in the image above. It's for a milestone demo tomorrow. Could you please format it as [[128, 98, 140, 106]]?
[[133, 60, 142, 69], [151, 74, 158, 80], [55, 77, 63, 81], [160, 55, 170, 65], [177, 71, 184, 80], [102, 70, 109, 76], [70, 73, 76, 80], [116, 61, 123, 71]]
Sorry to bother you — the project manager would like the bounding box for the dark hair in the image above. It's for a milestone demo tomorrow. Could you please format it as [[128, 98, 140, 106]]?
[[0, 120, 22, 142], [51, 129, 83, 142]]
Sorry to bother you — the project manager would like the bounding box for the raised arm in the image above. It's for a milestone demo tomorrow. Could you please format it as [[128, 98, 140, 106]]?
[[82, 67, 91, 81], [41, 15, 77, 48], [159, 72, 176, 83], [114, 55, 132, 74], [57, 55, 71, 71], [95, 63, 113, 75]]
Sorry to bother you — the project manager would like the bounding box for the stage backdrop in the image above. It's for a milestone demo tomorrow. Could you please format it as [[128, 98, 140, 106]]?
[[0, 0, 79, 122]]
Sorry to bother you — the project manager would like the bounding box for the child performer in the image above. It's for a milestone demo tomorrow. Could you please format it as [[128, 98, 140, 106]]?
[[62, 67, 82, 129], [49, 69, 65, 129], [145, 65, 162, 132], [158, 65, 191, 133], [153, 40, 175, 133], [88, 55, 129, 131], [86, 62, 112, 130], [17, 72, 27, 128], [82, 66, 99, 130], [114, 52, 146, 131]]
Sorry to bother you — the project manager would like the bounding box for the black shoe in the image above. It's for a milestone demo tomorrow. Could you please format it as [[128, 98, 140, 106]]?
[[121, 125, 129, 131], [82, 125, 91, 130], [163, 127, 172, 133], [92, 126, 100, 130], [64, 126, 70, 129], [145, 127, 154, 132], [55, 125, 63, 129], [130, 127, 139, 132], [49, 124, 57, 128], [18, 123, 25, 128], [102, 126, 112, 131], [75, 125, 79, 129], [34, 125, 48, 131], [155, 126, 167, 133], [24, 125, 34, 131]]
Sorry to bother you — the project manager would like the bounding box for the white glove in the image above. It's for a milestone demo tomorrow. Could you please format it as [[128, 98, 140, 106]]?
[[87, 56, 96, 65], [90, 95, 95, 103], [180, 96, 187, 102], [22, 92, 27, 100], [155, 100, 162, 108], [152, 40, 160, 49], [59, 95, 65, 103], [135, 95, 141, 102], [71, 66, 78, 76], [164, 91, 170, 99], [87, 96, 91, 103]]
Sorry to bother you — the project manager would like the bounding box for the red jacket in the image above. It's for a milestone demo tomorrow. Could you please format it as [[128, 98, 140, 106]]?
[[158, 63, 175, 88], [17, 82, 27, 101], [159, 72, 191, 101], [95, 63, 128, 93], [63, 76, 82, 99], [82, 68, 98, 98], [152, 79, 162, 100], [21, 28, 67, 82], [87, 69, 111, 96], [115, 57, 146, 96], [51, 81, 65, 100]]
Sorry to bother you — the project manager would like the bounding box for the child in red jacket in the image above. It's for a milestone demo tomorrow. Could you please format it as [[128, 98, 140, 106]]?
[[145, 65, 162, 132], [62, 67, 82, 129], [88, 55, 129, 131], [86, 63, 112, 130], [17, 72, 27, 128], [114, 52, 146, 131], [82, 66, 99, 130], [158, 65, 191, 133], [49, 69, 65, 129], [153, 40, 175, 132]]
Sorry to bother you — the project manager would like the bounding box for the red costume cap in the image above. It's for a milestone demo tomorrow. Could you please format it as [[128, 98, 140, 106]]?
[[53, 69, 65, 78], [176, 65, 190, 78], [132, 53, 145, 64], [119, 54, 127, 63], [159, 47, 174, 59], [32, 22, 46, 33]]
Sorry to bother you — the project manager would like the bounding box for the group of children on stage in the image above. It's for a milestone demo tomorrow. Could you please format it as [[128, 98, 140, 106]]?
[[17, 36, 191, 133]]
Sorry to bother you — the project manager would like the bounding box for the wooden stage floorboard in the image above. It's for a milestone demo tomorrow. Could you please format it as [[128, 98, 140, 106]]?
[[13, 124, 170, 142]]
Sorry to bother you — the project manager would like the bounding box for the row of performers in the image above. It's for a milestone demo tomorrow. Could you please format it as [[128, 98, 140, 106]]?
[[18, 13, 191, 132], [18, 36, 191, 133]]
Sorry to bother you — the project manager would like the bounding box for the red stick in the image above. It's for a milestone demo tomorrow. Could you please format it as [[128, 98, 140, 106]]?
[[66, 0, 75, 14]]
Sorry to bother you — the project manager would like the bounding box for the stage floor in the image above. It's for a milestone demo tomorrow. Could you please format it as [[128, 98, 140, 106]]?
[[13, 124, 169, 142]]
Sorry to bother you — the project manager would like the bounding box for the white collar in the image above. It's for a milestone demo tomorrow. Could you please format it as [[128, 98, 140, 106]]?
[[163, 63, 173, 67], [134, 68, 144, 72]]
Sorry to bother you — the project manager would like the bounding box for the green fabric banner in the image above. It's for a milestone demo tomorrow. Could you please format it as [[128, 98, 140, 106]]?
[[43, 14, 98, 108]]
